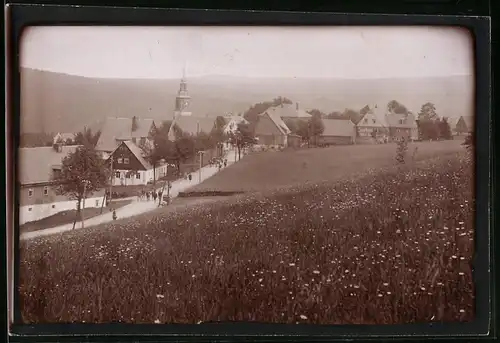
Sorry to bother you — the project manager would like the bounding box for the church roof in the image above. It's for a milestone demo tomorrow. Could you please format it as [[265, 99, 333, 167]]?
[[168, 116, 217, 140]]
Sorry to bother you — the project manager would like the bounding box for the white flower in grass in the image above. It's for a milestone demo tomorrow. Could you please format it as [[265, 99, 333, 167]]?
[[154, 319, 161, 324], [299, 315, 308, 320], [313, 270, 320, 275], [460, 309, 465, 313], [156, 294, 164, 299]]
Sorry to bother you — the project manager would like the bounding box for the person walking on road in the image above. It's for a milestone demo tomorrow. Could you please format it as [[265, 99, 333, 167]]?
[[224, 159, 227, 168], [158, 190, 163, 205], [112, 209, 117, 221], [152, 191, 157, 203], [146, 191, 150, 201]]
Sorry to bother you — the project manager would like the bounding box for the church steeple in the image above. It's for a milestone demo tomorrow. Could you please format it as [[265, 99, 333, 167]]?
[[174, 63, 191, 116]]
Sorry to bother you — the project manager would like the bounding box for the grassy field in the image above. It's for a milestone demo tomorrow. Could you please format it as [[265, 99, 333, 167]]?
[[20, 200, 132, 233], [187, 140, 466, 194], [19, 147, 474, 324]]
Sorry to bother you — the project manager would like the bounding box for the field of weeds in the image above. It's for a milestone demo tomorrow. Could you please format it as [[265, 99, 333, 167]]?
[[19, 151, 474, 325], [187, 139, 466, 193]]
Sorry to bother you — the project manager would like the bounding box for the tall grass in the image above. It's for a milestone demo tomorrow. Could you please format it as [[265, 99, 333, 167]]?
[[19, 152, 474, 324]]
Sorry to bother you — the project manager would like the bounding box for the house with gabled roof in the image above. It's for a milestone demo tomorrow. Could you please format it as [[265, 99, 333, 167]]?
[[385, 110, 418, 141], [254, 109, 292, 147], [270, 102, 311, 124], [356, 105, 390, 143], [318, 119, 356, 145], [18, 144, 106, 225], [93, 116, 157, 159], [453, 115, 474, 135], [106, 141, 168, 186], [223, 115, 249, 135]]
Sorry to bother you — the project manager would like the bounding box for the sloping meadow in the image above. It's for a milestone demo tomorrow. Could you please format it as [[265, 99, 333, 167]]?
[[19, 152, 474, 325]]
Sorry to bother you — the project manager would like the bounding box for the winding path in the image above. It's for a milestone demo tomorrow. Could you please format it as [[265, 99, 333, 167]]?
[[21, 149, 240, 241]]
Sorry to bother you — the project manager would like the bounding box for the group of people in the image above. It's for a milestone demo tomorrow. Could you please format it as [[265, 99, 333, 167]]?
[[208, 157, 228, 171], [137, 189, 165, 204]]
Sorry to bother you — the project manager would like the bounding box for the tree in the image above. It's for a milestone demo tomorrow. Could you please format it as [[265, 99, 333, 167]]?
[[417, 119, 440, 141], [325, 111, 344, 119], [307, 113, 325, 147], [139, 138, 163, 185], [343, 108, 363, 124], [74, 127, 101, 148], [131, 116, 139, 132], [55, 145, 109, 229], [229, 123, 257, 160], [387, 100, 408, 114], [243, 97, 294, 132], [307, 109, 326, 118], [418, 102, 439, 121], [438, 117, 452, 140]]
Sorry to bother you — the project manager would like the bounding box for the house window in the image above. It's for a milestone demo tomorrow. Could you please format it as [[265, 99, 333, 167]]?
[[399, 119, 403, 124], [43, 186, 49, 196], [136, 172, 141, 179], [372, 119, 376, 124], [28, 207, 32, 212], [126, 173, 130, 179], [28, 189, 33, 197], [117, 157, 123, 163], [52, 204, 56, 209], [95, 200, 99, 207], [124, 158, 130, 164], [140, 137, 146, 146], [115, 171, 120, 178], [364, 118, 368, 123], [132, 138, 137, 144]]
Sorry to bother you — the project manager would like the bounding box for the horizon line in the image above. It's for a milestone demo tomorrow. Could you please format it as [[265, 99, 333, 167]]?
[[21, 67, 474, 81]]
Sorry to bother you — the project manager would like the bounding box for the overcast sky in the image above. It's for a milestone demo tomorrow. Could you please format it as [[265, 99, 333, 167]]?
[[21, 26, 473, 79]]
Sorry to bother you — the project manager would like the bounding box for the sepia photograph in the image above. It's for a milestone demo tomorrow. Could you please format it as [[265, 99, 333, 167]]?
[[17, 25, 476, 325]]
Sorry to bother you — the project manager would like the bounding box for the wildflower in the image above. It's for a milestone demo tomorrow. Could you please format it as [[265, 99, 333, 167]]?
[[460, 309, 465, 313], [156, 294, 164, 299], [383, 283, 389, 286], [377, 294, 383, 297], [289, 263, 296, 267], [459, 272, 465, 276], [300, 315, 308, 320], [313, 270, 320, 274], [154, 319, 161, 324]]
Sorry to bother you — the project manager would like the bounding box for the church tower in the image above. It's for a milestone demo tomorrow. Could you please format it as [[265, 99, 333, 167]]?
[[173, 65, 192, 117]]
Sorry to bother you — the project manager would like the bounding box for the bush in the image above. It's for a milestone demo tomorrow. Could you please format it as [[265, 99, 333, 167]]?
[[395, 138, 409, 164]]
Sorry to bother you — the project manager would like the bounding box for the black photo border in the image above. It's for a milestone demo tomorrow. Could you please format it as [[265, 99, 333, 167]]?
[[5, 4, 493, 341]]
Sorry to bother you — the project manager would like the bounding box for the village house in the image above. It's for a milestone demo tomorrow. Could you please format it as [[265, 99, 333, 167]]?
[[356, 105, 390, 143], [384, 110, 419, 142], [356, 105, 418, 143], [272, 102, 312, 125], [318, 118, 357, 145], [107, 141, 167, 186], [93, 116, 157, 160], [452, 115, 474, 136], [18, 143, 106, 225], [254, 108, 291, 147], [223, 114, 249, 135]]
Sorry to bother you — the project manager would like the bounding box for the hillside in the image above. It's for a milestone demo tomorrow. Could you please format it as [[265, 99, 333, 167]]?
[[20, 68, 474, 134]]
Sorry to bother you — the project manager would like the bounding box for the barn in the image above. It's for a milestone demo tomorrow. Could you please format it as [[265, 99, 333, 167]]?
[[318, 119, 356, 145]]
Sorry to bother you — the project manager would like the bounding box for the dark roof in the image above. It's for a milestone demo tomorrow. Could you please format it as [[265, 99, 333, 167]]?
[[385, 112, 417, 129], [95, 117, 155, 152], [267, 103, 311, 118], [321, 119, 355, 137], [168, 116, 217, 140], [109, 141, 152, 170], [259, 111, 291, 135], [19, 145, 82, 185]]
